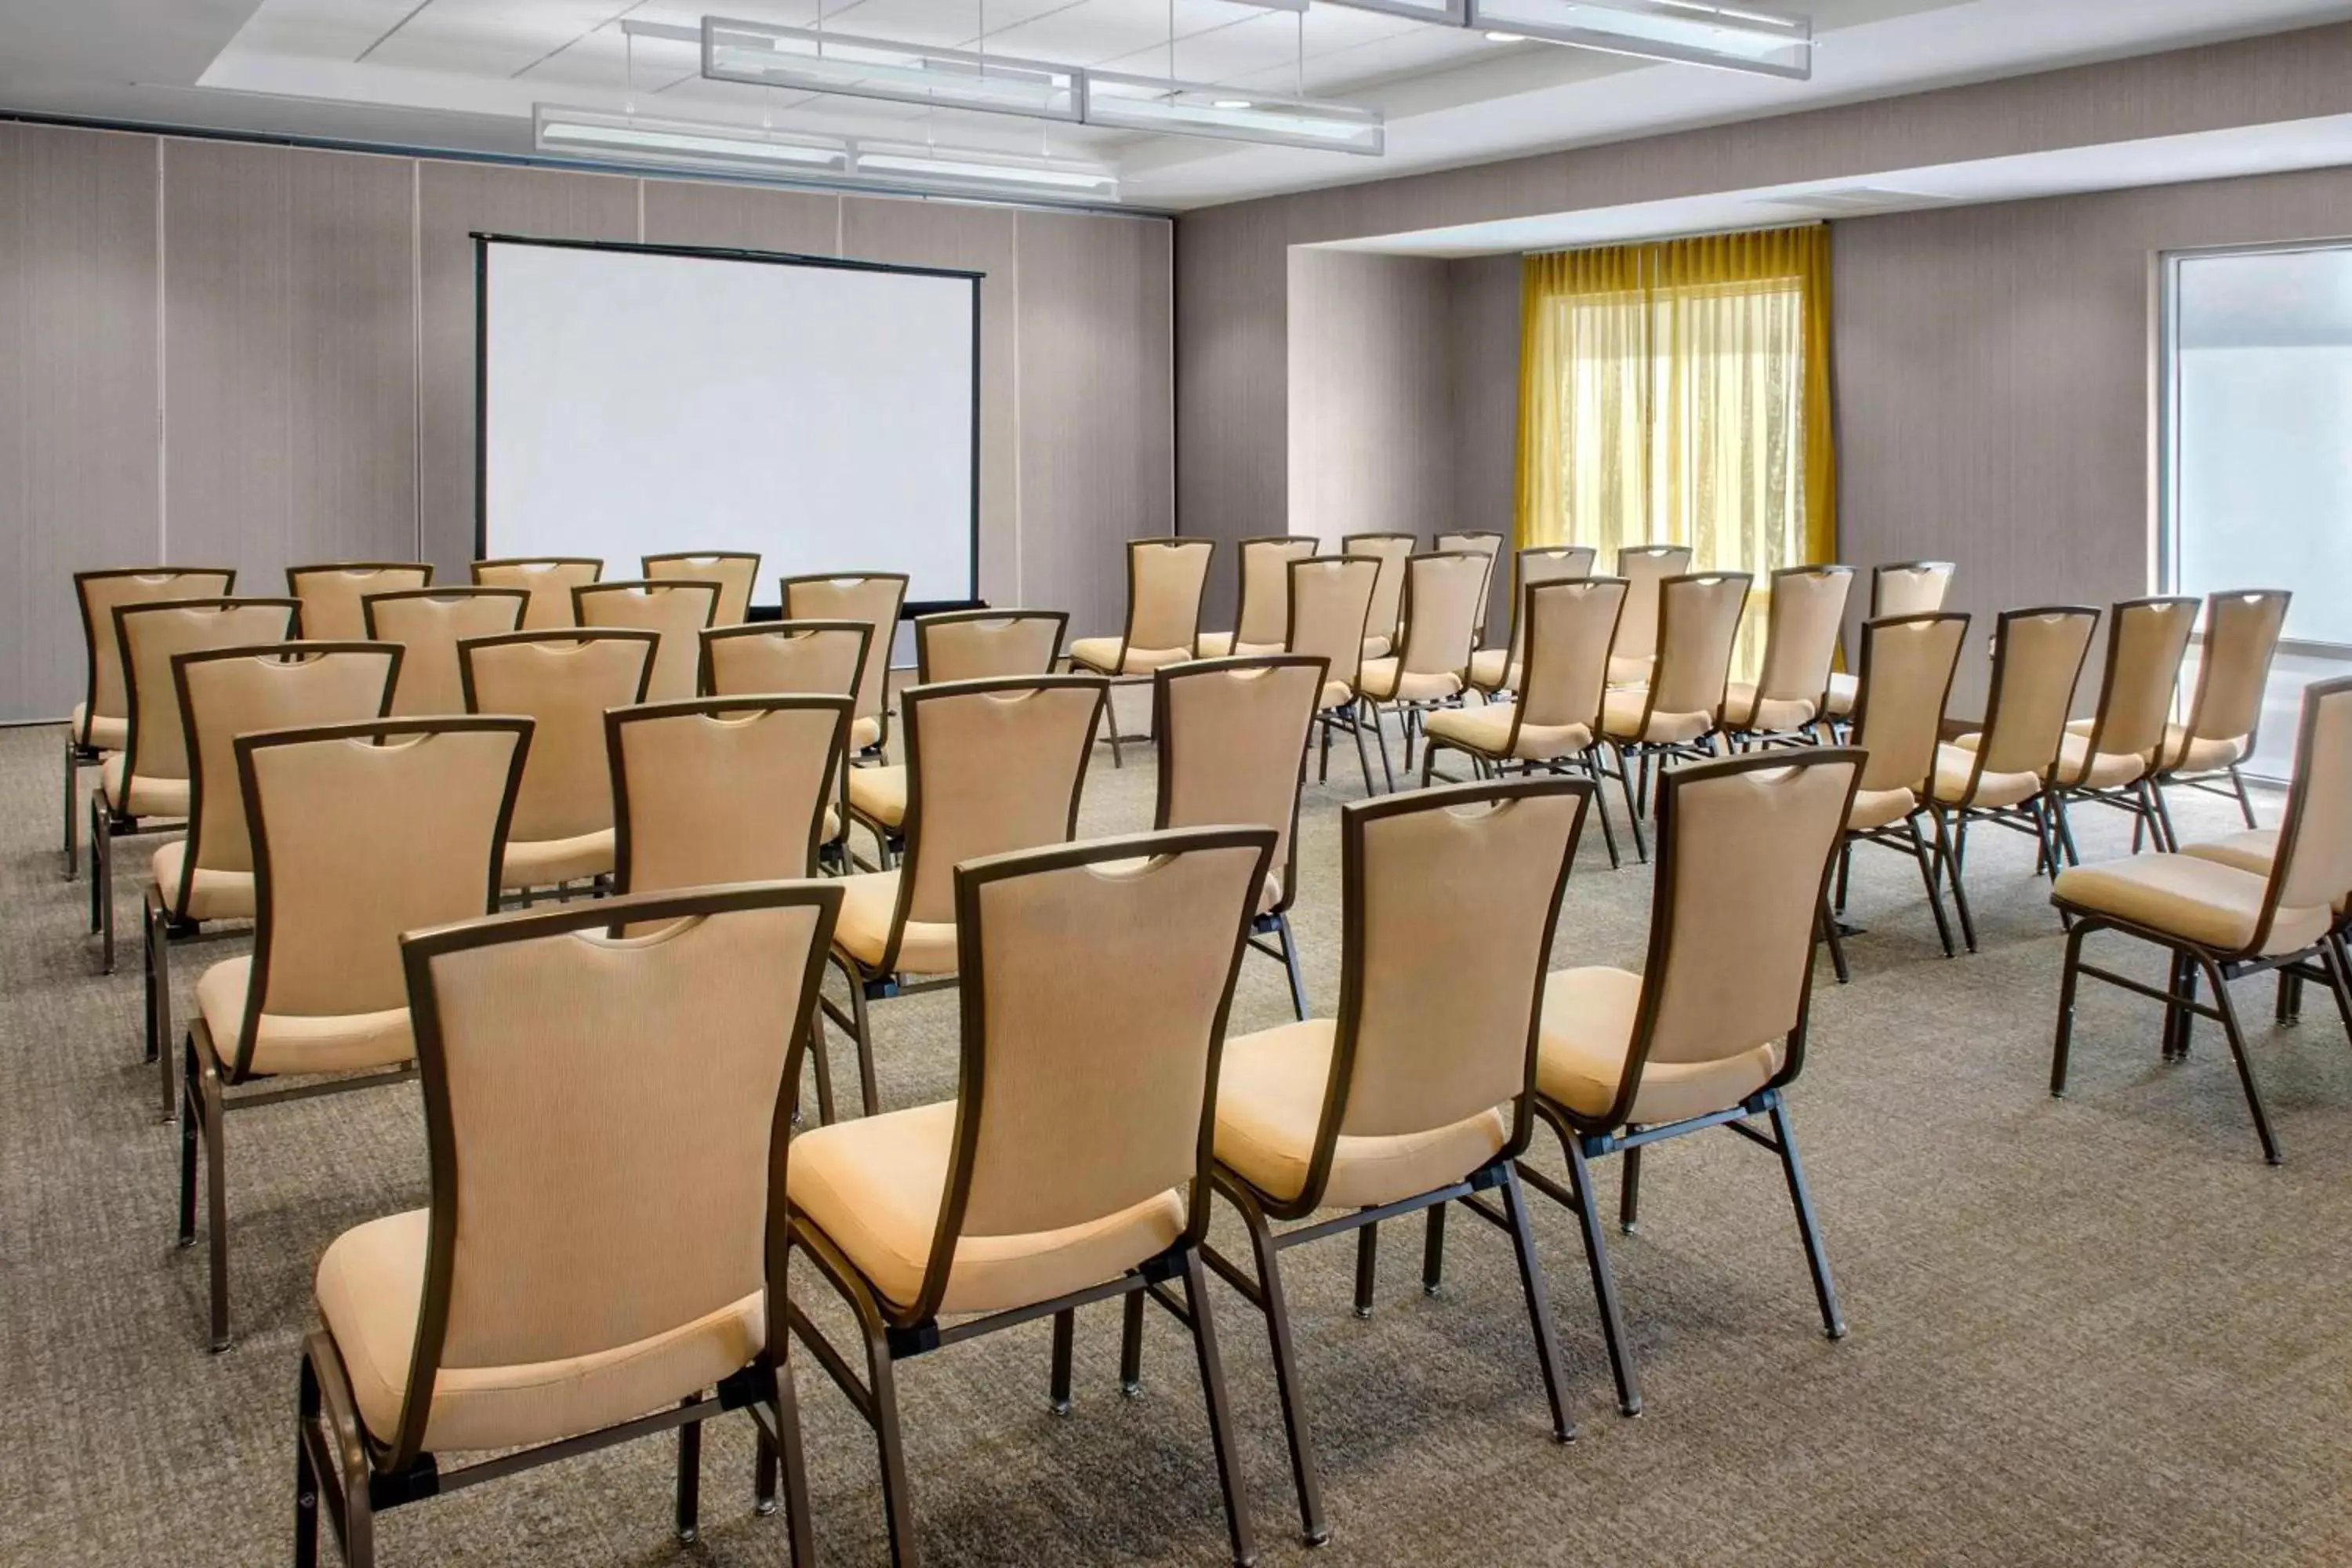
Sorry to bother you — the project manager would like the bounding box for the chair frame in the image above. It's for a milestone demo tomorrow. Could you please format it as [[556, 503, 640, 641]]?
[[1592, 570, 1751, 863], [699, 619, 875, 871], [179, 717, 531, 1350], [572, 579, 722, 702], [1433, 529, 1507, 645], [642, 550, 763, 623], [2153, 588, 2293, 837], [1723, 564, 1855, 750], [1468, 546, 1599, 699], [361, 586, 531, 715], [1521, 747, 1863, 1417], [286, 563, 435, 636], [295, 880, 841, 1568], [2045, 595, 2201, 863], [2050, 675, 2352, 1167], [1294, 556, 1385, 798], [780, 571, 911, 762], [1338, 531, 1417, 659], [1210, 534, 1321, 655], [1357, 549, 1490, 791], [912, 607, 1069, 685], [786, 826, 1274, 1568], [469, 555, 604, 630], [1065, 538, 1215, 770]]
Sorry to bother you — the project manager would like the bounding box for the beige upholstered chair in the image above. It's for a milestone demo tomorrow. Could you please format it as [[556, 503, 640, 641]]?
[[782, 573, 908, 759], [607, 695, 853, 1117], [1206, 778, 1588, 1544], [1524, 747, 1862, 1416], [1819, 612, 1969, 984], [1340, 532, 1416, 659], [1723, 564, 1854, 743], [288, 563, 433, 641], [64, 567, 237, 877], [1606, 543, 1695, 687], [179, 717, 530, 1350], [470, 557, 602, 630], [297, 880, 840, 1568], [459, 630, 657, 895], [361, 587, 528, 717], [1425, 576, 1630, 867], [2050, 675, 2352, 1164], [2154, 589, 2292, 832], [1356, 551, 1490, 789], [1287, 555, 1383, 796], [143, 642, 401, 1120], [1067, 537, 1216, 768], [1155, 655, 1327, 1018], [644, 550, 760, 626], [574, 579, 720, 703], [1435, 530, 1506, 647], [785, 827, 1272, 1568], [1596, 572, 1750, 862], [2038, 596, 2200, 860], [1468, 546, 1595, 696], [1923, 605, 2099, 953], [1825, 560, 1956, 723], [93, 598, 300, 971], [822, 675, 1106, 1118], [1197, 535, 1319, 658], [704, 619, 876, 870]]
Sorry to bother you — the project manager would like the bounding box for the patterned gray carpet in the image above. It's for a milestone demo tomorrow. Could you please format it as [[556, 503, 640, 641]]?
[[3, 717, 2350, 1568]]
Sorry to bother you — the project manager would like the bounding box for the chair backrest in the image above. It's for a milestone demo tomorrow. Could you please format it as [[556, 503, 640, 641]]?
[[74, 568, 237, 742], [1433, 532, 1505, 641], [2079, 597, 2200, 764], [914, 609, 1069, 685], [1645, 573, 1751, 721], [1513, 578, 1626, 742], [470, 557, 602, 630], [1871, 561, 1955, 619], [910, 827, 1273, 1319], [780, 574, 908, 738], [573, 580, 720, 702], [1611, 544, 1694, 666], [701, 620, 872, 700], [364, 588, 529, 717], [1299, 779, 1587, 1207], [289, 563, 434, 641], [2264, 676, 2352, 928], [387, 880, 839, 1468], [608, 695, 851, 891], [1287, 556, 1381, 699], [890, 676, 1105, 946], [1233, 536, 1320, 647], [2178, 589, 2292, 760], [1602, 750, 1861, 1127], [1753, 565, 1854, 707], [1972, 607, 2100, 779], [1850, 613, 1969, 797], [1503, 546, 1596, 667], [459, 630, 656, 844], [169, 643, 401, 909], [643, 551, 760, 626], [1154, 655, 1327, 918], [1392, 552, 1489, 679], [231, 718, 530, 1074], [1341, 533, 1416, 648], [1118, 537, 1215, 659], [116, 598, 300, 790]]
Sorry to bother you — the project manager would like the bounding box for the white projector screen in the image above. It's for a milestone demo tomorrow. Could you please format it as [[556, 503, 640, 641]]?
[[477, 235, 980, 609]]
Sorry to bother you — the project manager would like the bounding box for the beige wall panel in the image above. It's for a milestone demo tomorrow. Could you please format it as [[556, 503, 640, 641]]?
[[1287, 249, 1454, 552], [1174, 199, 1290, 616], [1448, 253, 1522, 634], [640, 178, 840, 258], [1014, 207, 1174, 641]]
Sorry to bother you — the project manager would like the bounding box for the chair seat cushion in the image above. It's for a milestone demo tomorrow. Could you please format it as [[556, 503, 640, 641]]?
[[2053, 853, 2332, 956], [833, 869, 956, 975], [1606, 654, 1654, 688], [2161, 724, 2247, 774], [850, 715, 882, 753], [1599, 688, 1711, 746], [1318, 680, 1357, 711], [72, 702, 128, 752], [1214, 1019, 1508, 1210], [196, 956, 414, 1076], [1928, 742, 2042, 810], [1722, 681, 1817, 734], [1537, 967, 1783, 1128], [150, 840, 254, 922], [1823, 671, 1857, 719], [315, 1208, 764, 1454], [2053, 731, 2147, 790], [2179, 828, 2279, 880], [1422, 702, 1591, 764], [501, 829, 615, 891], [100, 753, 187, 818], [1847, 786, 1918, 833], [1467, 648, 1520, 693], [847, 764, 906, 829], [1068, 636, 1192, 676], [788, 1100, 1185, 1316], [1360, 634, 1393, 661], [1357, 657, 1464, 703], [1193, 632, 1285, 659]]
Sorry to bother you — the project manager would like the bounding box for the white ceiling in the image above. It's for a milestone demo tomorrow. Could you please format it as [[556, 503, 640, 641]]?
[[0, 0, 2347, 211]]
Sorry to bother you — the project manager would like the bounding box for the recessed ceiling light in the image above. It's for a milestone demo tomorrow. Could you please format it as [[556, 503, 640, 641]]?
[[1483, 29, 1526, 40], [1214, 98, 1254, 109]]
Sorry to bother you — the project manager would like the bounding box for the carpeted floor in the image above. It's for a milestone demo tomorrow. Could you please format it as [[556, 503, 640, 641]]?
[[5, 716, 2351, 1568]]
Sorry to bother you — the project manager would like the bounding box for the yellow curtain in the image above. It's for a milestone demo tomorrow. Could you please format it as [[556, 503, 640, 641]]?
[[1515, 224, 1835, 676]]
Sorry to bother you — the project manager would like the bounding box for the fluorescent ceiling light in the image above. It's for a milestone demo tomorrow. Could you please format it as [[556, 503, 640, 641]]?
[[702, 15, 1082, 121], [853, 142, 1120, 201], [535, 103, 849, 176], [1323, 0, 1468, 23], [1082, 72, 1384, 156], [1461, 0, 1811, 78]]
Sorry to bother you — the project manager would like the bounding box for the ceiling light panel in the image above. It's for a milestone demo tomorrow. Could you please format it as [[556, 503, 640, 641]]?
[[534, 103, 851, 176], [1080, 72, 1384, 154], [702, 14, 1083, 122], [1458, 0, 1811, 78], [853, 140, 1121, 200]]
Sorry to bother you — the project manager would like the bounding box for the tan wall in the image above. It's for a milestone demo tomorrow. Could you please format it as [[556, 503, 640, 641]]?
[[1, 121, 1172, 722]]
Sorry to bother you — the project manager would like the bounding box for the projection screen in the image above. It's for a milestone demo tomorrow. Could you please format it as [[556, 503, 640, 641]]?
[[477, 234, 980, 610]]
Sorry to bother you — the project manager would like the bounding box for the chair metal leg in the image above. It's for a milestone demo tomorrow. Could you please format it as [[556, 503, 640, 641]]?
[[1049, 1308, 1075, 1415], [1102, 681, 1127, 770], [1908, 814, 1956, 958], [1619, 1142, 1642, 1234], [1369, 704, 1397, 794], [844, 965, 880, 1118], [1421, 1202, 1446, 1296], [1352, 1222, 1377, 1319], [1556, 1135, 1642, 1416], [177, 1038, 200, 1247], [2049, 791, 2082, 870], [1581, 751, 1622, 869], [755, 1425, 779, 1515], [675, 1400, 702, 1543], [1933, 808, 1978, 954], [1497, 1163, 1576, 1444], [1181, 1247, 1261, 1568], [201, 1054, 231, 1351], [2049, 920, 2090, 1096], [2165, 953, 2198, 1061], [1833, 839, 1853, 916], [2321, 935, 2352, 1044], [2201, 953, 2282, 1164], [2147, 780, 2182, 854], [2230, 764, 2259, 828], [89, 794, 105, 935], [859, 1305, 920, 1564], [1349, 708, 1379, 797], [807, 998, 837, 1125], [1765, 1095, 1846, 1339], [1120, 1288, 1145, 1396], [1272, 913, 1308, 1022], [768, 1357, 819, 1563], [294, 1352, 322, 1568], [61, 736, 79, 879], [147, 898, 178, 1123], [1611, 744, 1649, 863], [1318, 716, 1332, 783], [1233, 1197, 1328, 1544], [1819, 897, 1849, 986]]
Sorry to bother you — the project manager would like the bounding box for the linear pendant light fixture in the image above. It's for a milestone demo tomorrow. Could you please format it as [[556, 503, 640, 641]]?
[[1461, 0, 1811, 78], [853, 142, 1122, 200], [1081, 71, 1384, 154], [702, 15, 1082, 121]]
